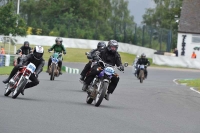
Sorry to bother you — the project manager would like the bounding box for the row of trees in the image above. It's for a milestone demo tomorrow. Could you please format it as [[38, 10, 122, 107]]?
[[0, 0, 183, 50], [20, 0, 135, 43]]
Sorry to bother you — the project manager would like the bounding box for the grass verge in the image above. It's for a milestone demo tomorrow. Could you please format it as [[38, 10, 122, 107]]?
[[178, 79, 200, 91]]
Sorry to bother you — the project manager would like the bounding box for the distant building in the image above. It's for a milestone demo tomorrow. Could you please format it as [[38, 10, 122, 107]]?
[[177, 0, 200, 59]]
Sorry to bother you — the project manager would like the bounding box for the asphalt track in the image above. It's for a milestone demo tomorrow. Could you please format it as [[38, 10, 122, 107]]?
[[1, 63, 200, 133]]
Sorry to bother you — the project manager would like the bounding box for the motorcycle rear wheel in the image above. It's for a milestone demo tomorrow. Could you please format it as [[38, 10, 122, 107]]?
[[86, 95, 93, 104], [4, 84, 12, 96]]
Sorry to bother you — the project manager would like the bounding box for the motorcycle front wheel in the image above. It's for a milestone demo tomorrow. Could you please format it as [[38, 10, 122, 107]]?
[[139, 70, 144, 83], [50, 64, 56, 80], [94, 81, 108, 107], [12, 78, 27, 99]]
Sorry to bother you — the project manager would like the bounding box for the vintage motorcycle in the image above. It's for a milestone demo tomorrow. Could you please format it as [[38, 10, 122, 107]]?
[[84, 59, 127, 107], [4, 63, 36, 99], [137, 64, 147, 83], [48, 52, 62, 80]]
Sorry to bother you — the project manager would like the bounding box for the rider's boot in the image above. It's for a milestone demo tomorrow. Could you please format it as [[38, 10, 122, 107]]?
[[79, 75, 85, 82], [3, 78, 10, 84], [20, 89, 25, 95], [82, 83, 88, 91], [105, 93, 110, 101], [2, 67, 17, 84], [59, 71, 62, 75], [46, 58, 51, 73]]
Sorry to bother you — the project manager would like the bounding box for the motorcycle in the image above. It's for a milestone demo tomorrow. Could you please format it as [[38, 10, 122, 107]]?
[[48, 52, 62, 80], [85, 59, 127, 107], [13, 49, 33, 66], [137, 64, 147, 83], [13, 54, 26, 66], [4, 63, 36, 99]]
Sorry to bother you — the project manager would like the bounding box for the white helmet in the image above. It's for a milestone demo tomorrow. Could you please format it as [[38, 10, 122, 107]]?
[[33, 46, 44, 60]]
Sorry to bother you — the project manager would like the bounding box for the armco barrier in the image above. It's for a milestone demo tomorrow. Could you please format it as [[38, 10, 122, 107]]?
[[0, 54, 5, 67], [0, 54, 16, 67], [11, 35, 200, 69], [153, 54, 200, 69], [15, 35, 156, 58]]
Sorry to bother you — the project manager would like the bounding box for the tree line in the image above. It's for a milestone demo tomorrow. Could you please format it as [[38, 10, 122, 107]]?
[[0, 0, 183, 50]]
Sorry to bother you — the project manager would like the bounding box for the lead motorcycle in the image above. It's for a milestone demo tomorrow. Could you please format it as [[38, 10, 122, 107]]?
[[84, 59, 127, 107], [4, 63, 36, 99]]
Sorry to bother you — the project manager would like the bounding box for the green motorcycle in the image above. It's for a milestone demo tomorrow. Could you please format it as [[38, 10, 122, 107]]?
[[48, 52, 62, 80]]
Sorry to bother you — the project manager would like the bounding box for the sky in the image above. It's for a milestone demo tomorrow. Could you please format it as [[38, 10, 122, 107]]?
[[127, 0, 156, 25]]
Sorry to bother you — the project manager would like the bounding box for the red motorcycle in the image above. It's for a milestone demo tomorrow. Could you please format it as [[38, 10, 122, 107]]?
[[4, 63, 36, 99]]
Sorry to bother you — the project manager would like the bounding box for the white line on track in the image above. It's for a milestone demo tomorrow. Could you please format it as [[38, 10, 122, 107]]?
[[173, 78, 200, 94], [173, 79, 178, 85], [190, 87, 200, 94]]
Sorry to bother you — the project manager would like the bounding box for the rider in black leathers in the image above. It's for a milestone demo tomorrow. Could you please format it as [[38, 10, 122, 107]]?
[[16, 41, 32, 64], [80, 41, 106, 82], [136, 53, 150, 78], [3, 46, 45, 95], [84, 40, 124, 101]]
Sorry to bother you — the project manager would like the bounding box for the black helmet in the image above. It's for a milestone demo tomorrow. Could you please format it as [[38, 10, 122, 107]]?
[[33, 46, 44, 60], [141, 53, 146, 58], [24, 41, 29, 47], [107, 40, 118, 53], [97, 41, 106, 49]]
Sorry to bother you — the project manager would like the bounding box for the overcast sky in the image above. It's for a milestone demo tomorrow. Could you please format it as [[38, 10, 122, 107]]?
[[127, 0, 155, 24]]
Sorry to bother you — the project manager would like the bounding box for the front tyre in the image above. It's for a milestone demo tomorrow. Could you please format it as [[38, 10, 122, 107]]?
[[50, 64, 56, 80], [12, 78, 27, 99], [94, 81, 108, 107], [139, 70, 144, 83]]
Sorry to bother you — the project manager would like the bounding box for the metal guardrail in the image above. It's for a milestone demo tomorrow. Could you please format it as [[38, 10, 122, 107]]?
[[0, 54, 17, 67]]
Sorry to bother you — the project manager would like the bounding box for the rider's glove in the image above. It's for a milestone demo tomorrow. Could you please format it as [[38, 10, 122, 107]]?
[[48, 49, 51, 52], [119, 65, 124, 71], [93, 56, 100, 61], [63, 51, 66, 55]]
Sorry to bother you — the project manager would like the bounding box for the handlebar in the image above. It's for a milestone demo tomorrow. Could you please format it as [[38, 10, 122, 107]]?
[[49, 51, 63, 56]]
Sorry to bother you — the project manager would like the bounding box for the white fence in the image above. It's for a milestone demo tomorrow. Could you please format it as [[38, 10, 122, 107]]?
[[15, 35, 156, 58], [153, 54, 200, 69], [3, 35, 199, 69]]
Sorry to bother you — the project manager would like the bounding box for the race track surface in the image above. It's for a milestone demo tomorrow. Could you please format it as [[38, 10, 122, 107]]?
[[1, 63, 200, 133]]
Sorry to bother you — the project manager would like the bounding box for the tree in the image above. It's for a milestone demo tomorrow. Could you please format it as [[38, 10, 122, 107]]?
[[18, 0, 135, 42], [142, 0, 183, 49], [0, 2, 26, 36]]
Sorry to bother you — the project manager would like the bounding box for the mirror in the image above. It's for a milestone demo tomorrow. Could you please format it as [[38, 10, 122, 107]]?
[[124, 62, 128, 67]]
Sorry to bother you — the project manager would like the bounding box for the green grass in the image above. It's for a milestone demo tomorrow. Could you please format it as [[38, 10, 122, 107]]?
[[0, 66, 13, 75], [178, 79, 200, 91], [0, 43, 137, 64]]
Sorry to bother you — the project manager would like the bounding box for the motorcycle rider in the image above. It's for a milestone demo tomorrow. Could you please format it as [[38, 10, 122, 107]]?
[[136, 53, 150, 78], [16, 41, 32, 64], [2, 46, 45, 95], [133, 55, 140, 76], [80, 41, 106, 82], [84, 40, 124, 101], [47, 37, 66, 75]]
